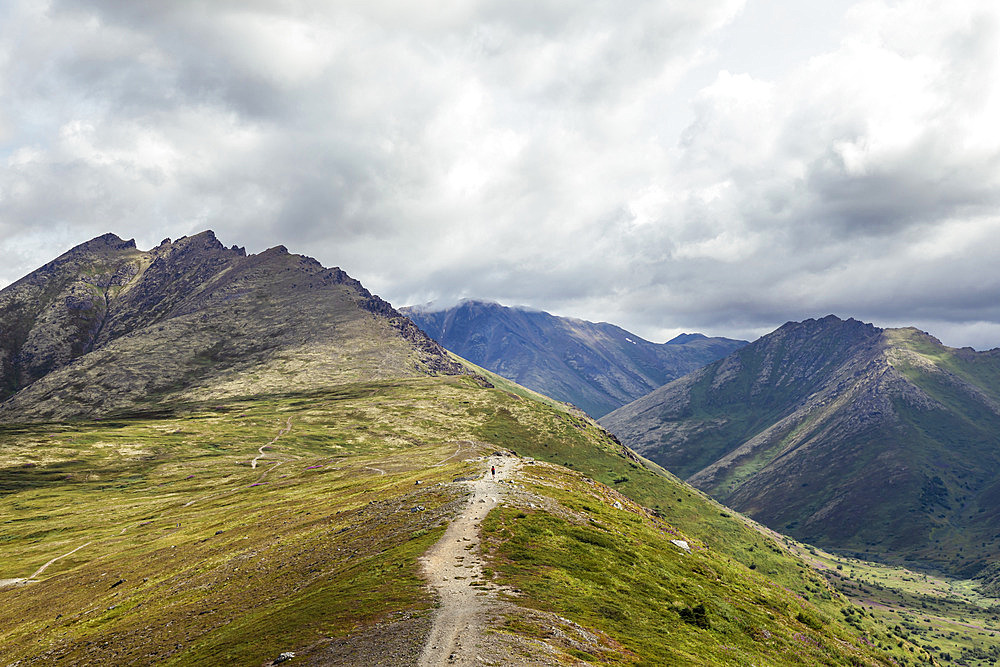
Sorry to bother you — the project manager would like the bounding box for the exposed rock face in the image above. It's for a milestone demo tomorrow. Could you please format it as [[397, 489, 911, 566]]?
[[402, 299, 746, 417], [0, 231, 464, 421], [601, 315, 1000, 575]]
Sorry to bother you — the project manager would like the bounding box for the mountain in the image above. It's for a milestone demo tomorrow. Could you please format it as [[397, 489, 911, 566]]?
[[601, 315, 1000, 575], [401, 299, 746, 417], [0, 238, 924, 665], [0, 231, 464, 421]]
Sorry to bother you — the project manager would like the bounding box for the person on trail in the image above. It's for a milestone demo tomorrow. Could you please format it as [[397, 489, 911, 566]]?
[[491, 465, 496, 479]]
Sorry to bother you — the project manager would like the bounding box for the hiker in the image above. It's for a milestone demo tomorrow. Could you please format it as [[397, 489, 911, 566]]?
[[491, 465, 495, 479]]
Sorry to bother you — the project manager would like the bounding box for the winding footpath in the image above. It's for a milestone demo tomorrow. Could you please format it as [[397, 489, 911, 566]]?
[[184, 417, 293, 507], [28, 541, 93, 579], [251, 417, 293, 469], [418, 455, 520, 667]]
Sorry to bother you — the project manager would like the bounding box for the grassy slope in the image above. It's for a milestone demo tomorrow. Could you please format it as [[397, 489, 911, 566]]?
[[2, 376, 926, 665], [0, 379, 481, 664], [465, 387, 927, 665], [882, 330, 1000, 574]]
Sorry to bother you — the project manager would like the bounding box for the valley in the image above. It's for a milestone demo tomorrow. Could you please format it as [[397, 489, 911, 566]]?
[[787, 539, 1000, 666]]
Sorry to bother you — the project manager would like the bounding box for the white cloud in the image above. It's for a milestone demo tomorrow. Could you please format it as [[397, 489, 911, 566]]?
[[1, 0, 999, 348]]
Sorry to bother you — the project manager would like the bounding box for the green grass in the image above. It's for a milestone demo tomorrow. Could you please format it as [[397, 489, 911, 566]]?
[[0, 378, 486, 664], [482, 463, 922, 666], [776, 537, 1000, 666], [0, 374, 938, 664]]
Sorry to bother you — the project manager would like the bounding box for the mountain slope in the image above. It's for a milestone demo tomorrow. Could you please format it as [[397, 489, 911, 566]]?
[[601, 315, 1000, 574], [0, 377, 920, 666], [402, 299, 745, 417], [0, 238, 921, 665], [0, 231, 463, 421]]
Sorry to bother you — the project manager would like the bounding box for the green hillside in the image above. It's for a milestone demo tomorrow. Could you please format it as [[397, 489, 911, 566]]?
[[1, 375, 924, 665]]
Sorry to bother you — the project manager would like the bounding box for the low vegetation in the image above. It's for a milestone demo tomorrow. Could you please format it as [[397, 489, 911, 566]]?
[[0, 374, 944, 664], [0, 379, 481, 663], [778, 537, 1000, 667]]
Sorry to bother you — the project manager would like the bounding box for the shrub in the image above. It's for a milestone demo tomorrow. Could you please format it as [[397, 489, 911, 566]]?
[[679, 603, 710, 629]]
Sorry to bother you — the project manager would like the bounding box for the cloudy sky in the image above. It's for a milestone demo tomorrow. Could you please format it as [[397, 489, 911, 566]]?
[[2, 0, 999, 348]]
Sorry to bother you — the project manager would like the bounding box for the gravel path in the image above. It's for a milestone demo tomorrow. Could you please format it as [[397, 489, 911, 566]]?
[[418, 455, 519, 667]]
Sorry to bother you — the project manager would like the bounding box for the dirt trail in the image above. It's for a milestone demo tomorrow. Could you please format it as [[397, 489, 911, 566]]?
[[418, 455, 519, 667], [0, 541, 93, 588], [252, 417, 293, 469], [184, 417, 293, 507], [431, 442, 469, 467], [29, 541, 93, 579]]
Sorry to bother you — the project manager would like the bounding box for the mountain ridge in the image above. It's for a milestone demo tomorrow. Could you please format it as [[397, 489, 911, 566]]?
[[602, 314, 1000, 574], [402, 298, 746, 417], [0, 230, 465, 421]]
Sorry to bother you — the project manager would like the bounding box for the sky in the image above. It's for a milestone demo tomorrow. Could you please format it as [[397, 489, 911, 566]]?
[[2, 0, 1000, 348]]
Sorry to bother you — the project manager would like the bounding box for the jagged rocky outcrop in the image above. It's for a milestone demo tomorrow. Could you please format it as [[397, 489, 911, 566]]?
[[0, 231, 465, 421], [402, 299, 746, 417], [602, 315, 1000, 575]]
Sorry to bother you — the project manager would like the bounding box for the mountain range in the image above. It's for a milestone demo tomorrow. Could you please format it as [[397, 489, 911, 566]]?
[[602, 314, 1000, 575], [402, 299, 745, 417], [0, 233, 925, 665]]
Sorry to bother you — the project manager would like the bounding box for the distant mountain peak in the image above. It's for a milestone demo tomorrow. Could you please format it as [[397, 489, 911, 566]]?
[[777, 313, 879, 332], [666, 332, 707, 345], [403, 300, 747, 417]]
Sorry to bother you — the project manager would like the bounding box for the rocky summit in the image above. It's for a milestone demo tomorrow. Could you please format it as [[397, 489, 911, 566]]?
[[0, 231, 464, 421], [602, 315, 1000, 575], [402, 299, 745, 417]]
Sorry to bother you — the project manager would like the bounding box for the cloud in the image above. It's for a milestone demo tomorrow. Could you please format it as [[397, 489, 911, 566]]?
[[1, 0, 999, 349]]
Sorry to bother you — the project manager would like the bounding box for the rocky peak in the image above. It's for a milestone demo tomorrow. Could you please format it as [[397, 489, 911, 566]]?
[[148, 230, 231, 259], [707, 315, 884, 397], [68, 232, 136, 253], [773, 314, 881, 340], [0, 230, 470, 419]]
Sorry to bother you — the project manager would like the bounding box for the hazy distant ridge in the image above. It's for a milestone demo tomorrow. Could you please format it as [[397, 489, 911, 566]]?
[[402, 299, 746, 417]]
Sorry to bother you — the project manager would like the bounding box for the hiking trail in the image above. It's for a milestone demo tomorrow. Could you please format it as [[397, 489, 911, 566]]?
[[0, 541, 93, 588], [418, 454, 519, 667], [252, 417, 293, 469], [184, 417, 293, 507]]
